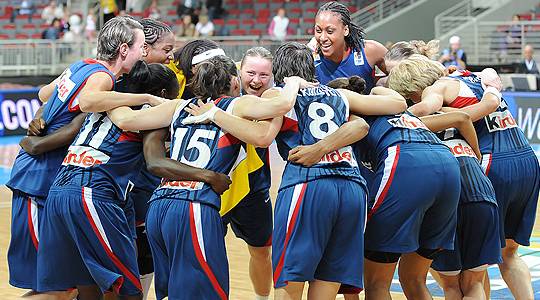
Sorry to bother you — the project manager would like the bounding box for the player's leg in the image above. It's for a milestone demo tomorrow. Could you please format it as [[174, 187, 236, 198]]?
[[436, 272, 462, 300], [483, 272, 491, 299], [228, 191, 273, 299], [460, 269, 486, 300], [307, 280, 340, 300], [363, 256, 397, 300], [499, 239, 533, 300], [274, 282, 305, 300], [248, 245, 272, 298], [398, 251, 436, 300]]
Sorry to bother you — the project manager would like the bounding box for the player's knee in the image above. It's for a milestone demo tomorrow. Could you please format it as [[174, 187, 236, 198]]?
[[502, 239, 519, 258], [248, 245, 271, 262]]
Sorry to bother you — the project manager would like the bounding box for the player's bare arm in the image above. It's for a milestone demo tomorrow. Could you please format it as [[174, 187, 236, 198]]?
[[288, 115, 369, 167], [78, 72, 167, 113], [143, 128, 232, 195], [20, 113, 88, 155]]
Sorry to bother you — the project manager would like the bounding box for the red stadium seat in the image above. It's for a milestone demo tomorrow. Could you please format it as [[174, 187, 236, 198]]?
[[228, 9, 240, 16], [3, 24, 16, 30], [23, 23, 36, 29], [226, 19, 240, 26], [167, 10, 176, 16], [256, 17, 269, 25], [31, 33, 42, 39], [0, 33, 9, 39], [39, 23, 49, 30], [289, 18, 300, 25], [15, 33, 29, 39], [242, 8, 255, 15], [518, 13, 532, 21], [213, 18, 225, 26], [230, 29, 247, 35], [258, 9, 270, 18], [242, 19, 255, 26], [249, 29, 262, 35]]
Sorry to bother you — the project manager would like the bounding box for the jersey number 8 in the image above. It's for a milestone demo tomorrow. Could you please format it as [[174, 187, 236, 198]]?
[[308, 102, 339, 140]]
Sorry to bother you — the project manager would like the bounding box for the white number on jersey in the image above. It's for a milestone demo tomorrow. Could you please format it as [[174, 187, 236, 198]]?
[[308, 102, 339, 139], [172, 128, 217, 168]]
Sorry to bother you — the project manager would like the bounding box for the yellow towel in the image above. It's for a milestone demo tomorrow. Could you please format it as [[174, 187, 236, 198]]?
[[220, 144, 264, 216], [166, 61, 186, 99]]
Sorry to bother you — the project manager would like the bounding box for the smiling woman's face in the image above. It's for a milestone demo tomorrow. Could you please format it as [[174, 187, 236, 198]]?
[[240, 56, 273, 97], [314, 11, 348, 59]]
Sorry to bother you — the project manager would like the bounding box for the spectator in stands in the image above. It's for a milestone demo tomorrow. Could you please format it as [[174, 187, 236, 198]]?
[[85, 10, 97, 39], [176, 14, 195, 37], [63, 13, 83, 42], [206, 0, 223, 20], [41, 1, 64, 25], [439, 35, 467, 69], [195, 15, 214, 37], [177, 0, 200, 19], [144, 0, 161, 19], [516, 44, 539, 74], [42, 18, 61, 40], [268, 8, 289, 41], [10, 0, 35, 23]]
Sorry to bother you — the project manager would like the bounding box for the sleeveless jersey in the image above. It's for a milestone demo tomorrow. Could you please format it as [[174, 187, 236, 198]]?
[[7, 59, 114, 197], [315, 47, 375, 93], [275, 85, 364, 190], [436, 127, 497, 205], [447, 71, 530, 154], [354, 111, 444, 168], [52, 112, 144, 203], [151, 97, 243, 210]]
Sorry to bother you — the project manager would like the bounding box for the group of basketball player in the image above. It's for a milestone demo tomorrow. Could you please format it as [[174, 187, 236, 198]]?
[[6, 1, 539, 300]]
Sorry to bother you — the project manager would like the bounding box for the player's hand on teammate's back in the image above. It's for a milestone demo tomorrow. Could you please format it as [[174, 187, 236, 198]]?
[[284, 76, 319, 89], [27, 118, 46, 136], [288, 144, 325, 167], [146, 94, 168, 107], [208, 172, 232, 195], [183, 100, 217, 125]]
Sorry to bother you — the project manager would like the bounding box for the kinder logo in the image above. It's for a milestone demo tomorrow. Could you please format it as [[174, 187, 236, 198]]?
[[319, 146, 358, 166], [443, 139, 477, 158], [160, 180, 204, 190], [62, 146, 110, 168], [485, 110, 518, 132], [388, 114, 428, 130]]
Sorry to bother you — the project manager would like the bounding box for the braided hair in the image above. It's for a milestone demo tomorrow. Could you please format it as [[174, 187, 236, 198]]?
[[317, 2, 365, 52], [140, 18, 173, 45]]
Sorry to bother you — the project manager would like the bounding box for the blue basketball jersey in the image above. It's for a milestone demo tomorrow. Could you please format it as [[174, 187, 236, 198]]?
[[151, 97, 243, 210], [7, 59, 114, 197], [52, 112, 144, 203], [354, 112, 444, 168], [275, 85, 364, 190], [114, 76, 162, 193], [436, 128, 497, 205], [448, 71, 530, 154], [314, 47, 375, 93]]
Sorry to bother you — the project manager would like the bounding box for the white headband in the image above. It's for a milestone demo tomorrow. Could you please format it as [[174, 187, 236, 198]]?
[[191, 48, 226, 65]]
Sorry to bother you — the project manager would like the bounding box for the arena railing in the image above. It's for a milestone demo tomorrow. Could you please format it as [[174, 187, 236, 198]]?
[[0, 35, 312, 76], [452, 20, 540, 65], [351, 0, 421, 30], [434, 0, 475, 38]]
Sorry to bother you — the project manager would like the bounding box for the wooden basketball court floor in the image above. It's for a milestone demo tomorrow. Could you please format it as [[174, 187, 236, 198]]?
[[0, 143, 538, 299]]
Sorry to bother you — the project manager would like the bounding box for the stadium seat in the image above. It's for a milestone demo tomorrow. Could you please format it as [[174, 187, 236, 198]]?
[[249, 29, 262, 36], [0, 33, 9, 39], [15, 33, 29, 39], [230, 29, 247, 36]]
